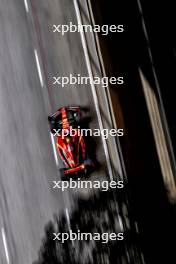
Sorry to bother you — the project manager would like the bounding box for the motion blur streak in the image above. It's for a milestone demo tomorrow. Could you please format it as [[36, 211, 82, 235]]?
[[34, 49, 44, 88], [1, 228, 10, 264], [139, 69, 176, 200], [24, 0, 29, 13]]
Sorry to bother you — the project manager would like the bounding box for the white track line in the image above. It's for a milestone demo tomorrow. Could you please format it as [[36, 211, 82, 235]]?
[[50, 132, 59, 167], [34, 49, 44, 87], [73, 0, 113, 180], [65, 208, 75, 244], [1, 228, 10, 264], [87, 0, 126, 182], [24, 0, 29, 13]]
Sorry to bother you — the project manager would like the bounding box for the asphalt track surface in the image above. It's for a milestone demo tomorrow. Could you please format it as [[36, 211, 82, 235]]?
[[0, 0, 109, 263]]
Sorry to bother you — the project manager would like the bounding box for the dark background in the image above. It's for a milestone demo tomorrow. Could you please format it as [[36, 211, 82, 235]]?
[[91, 0, 176, 263]]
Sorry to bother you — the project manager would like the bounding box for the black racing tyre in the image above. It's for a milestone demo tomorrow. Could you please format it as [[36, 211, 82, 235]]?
[[48, 116, 62, 134], [84, 159, 94, 175], [60, 168, 66, 181]]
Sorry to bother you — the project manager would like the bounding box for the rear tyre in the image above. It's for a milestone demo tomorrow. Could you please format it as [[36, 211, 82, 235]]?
[[60, 168, 66, 181]]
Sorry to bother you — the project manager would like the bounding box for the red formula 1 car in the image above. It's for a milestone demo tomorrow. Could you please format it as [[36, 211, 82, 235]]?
[[48, 106, 94, 180]]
